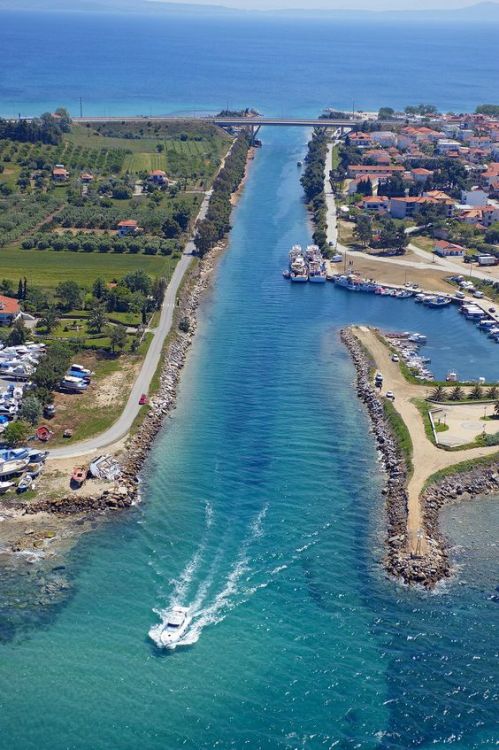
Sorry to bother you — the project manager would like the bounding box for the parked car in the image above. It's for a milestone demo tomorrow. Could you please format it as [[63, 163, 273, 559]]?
[[391, 354, 399, 362], [43, 404, 56, 419], [385, 391, 395, 400], [139, 393, 149, 405]]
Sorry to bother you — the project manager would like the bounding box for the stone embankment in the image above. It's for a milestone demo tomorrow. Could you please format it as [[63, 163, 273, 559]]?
[[25, 246, 222, 519], [341, 327, 499, 588]]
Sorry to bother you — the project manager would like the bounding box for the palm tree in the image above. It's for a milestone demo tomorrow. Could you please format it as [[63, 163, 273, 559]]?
[[486, 385, 498, 400], [449, 385, 463, 401], [430, 385, 445, 402], [88, 304, 108, 334], [494, 400, 499, 418], [39, 306, 59, 334], [469, 384, 483, 401]]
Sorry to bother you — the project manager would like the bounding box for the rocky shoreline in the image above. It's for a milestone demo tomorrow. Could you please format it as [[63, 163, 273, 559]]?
[[23, 244, 224, 520], [340, 327, 499, 588]]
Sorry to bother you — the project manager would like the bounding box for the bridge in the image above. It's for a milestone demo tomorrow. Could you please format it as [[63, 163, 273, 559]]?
[[73, 115, 371, 143]]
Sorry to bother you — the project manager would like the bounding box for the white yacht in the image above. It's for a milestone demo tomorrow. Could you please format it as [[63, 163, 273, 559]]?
[[149, 606, 191, 649]]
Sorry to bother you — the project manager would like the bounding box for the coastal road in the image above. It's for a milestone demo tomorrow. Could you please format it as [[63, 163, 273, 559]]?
[[325, 140, 339, 248], [48, 190, 212, 460]]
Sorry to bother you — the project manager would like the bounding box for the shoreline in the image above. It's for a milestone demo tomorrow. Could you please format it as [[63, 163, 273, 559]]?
[[341, 327, 499, 588], [0, 146, 254, 559]]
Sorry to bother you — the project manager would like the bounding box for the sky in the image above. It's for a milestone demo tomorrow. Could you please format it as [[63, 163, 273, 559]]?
[[149, 0, 494, 9]]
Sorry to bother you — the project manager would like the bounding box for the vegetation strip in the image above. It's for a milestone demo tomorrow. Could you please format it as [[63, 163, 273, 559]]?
[[20, 147, 252, 526], [341, 327, 499, 588]]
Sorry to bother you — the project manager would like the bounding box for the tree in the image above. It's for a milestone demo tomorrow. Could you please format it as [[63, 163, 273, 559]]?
[[6, 319, 27, 346], [486, 385, 498, 400], [152, 277, 167, 309], [3, 420, 31, 447], [195, 219, 218, 257], [19, 395, 42, 426], [88, 304, 108, 333], [0, 279, 15, 296], [123, 270, 152, 296], [93, 277, 107, 300], [357, 178, 373, 196], [110, 324, 127, 354], [39, 306, 59, 334], [475, 104, 499, 116], [380, 174, 406, 198], [34, 341, 72, 391], [449, 385, 464, 401], [378, 107, 395, 120], [469, 384, 483, 400], [430, 385, 445, 402], [179, 316, 190, 333], [353, 215, 373, 246], [162, 217, 181, 239], [55, 280, 83, 311]]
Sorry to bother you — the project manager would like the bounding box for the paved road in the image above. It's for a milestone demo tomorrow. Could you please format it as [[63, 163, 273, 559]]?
[[48, 190, 212, 459], [407, 242, 498, 283], [325, 140, 338, 248]]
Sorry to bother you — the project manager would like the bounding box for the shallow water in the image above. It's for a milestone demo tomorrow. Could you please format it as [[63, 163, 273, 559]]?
[[0, 127, 497, 749]]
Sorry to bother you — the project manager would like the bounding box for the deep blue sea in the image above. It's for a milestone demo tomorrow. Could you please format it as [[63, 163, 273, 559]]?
[[1, 9, 499, 117], [0, 10, 498, 750]]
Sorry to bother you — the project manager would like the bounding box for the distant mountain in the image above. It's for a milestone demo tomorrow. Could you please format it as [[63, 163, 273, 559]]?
[[0, 0, 498, 20]]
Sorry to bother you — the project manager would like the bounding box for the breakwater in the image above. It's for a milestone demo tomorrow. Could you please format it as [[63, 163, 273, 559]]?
[[341, 326, 499, 588]]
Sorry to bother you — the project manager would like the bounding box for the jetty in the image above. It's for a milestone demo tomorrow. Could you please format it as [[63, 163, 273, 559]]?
[[343, 326, 498, 586]]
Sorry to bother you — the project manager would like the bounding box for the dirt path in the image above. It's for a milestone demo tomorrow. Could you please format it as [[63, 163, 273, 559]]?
[[354, 327, 498, 554]]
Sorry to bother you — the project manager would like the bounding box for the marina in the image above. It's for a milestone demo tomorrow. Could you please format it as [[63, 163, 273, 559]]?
[[283, 256, 499, 348]]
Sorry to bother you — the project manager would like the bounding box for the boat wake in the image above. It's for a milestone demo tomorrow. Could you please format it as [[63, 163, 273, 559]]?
[[149, 504, 268, 649]]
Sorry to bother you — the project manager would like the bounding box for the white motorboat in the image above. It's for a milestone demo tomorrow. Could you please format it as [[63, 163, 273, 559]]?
[[17, 474, 33, 492], [149, 606, 191, 649]]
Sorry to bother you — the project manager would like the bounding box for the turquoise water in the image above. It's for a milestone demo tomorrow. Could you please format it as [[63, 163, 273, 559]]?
[[0, 127, 497, 749]]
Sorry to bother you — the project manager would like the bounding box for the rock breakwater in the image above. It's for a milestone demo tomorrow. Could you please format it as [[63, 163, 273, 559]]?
[[341, 327, 498, 588]]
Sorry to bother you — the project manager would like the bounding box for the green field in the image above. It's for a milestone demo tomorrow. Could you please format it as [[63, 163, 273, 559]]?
[[0, 245, 177, 289], [122, 152, 168, 172]]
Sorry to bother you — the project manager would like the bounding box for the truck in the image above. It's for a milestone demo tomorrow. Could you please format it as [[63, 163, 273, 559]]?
[[477, 255, 498, 267]]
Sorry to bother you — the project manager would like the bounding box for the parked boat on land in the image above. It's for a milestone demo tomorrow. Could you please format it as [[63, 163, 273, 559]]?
[[17, 474, 33, 492]]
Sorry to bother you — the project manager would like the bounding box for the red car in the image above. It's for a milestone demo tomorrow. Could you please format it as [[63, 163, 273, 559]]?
[[139, 394, 149, 405]]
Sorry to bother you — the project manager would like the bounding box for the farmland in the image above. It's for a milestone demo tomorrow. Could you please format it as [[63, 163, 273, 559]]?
[[0, 244, 176, 289]]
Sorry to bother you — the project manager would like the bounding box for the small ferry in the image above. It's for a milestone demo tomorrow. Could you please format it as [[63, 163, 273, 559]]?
[[149, 606, 191, 649]]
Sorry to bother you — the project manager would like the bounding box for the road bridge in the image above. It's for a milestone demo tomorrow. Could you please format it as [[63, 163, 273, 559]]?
[[73, 114, 388, 142]]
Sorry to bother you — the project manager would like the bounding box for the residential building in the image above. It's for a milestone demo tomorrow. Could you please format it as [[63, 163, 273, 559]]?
[[411, 167, 434, 184], [433, 240, 465, 257], [117, 219, 139, 237], [149, 169, 168, 185], [0, 295, 21, 326], [52, 166, 69, 182], [357, 196, 390, 214]]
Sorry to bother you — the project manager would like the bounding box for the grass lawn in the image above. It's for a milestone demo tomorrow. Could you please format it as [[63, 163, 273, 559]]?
[[0, 246, 177, 290]]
